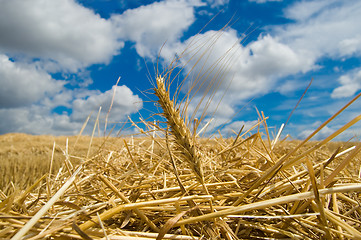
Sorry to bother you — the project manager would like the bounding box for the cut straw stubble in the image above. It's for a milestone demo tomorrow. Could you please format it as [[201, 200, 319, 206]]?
[[174, 184, 361, 227], [11, 166, 82, 240]]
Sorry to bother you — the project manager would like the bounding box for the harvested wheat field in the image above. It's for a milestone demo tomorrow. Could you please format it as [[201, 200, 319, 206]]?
[[2, 72, 361, 239], [2, 17, 361, 239]]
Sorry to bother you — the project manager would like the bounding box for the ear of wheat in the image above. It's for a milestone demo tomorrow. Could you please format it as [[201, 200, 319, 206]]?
[[154, 75, 206, 191]]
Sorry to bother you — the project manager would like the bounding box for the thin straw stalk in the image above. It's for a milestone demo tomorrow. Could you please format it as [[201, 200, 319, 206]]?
[[11, 166, 82, 240], [79, 195, 212, 231], [99, 175, 159, 233], [233, 113, 361, 206], [175, 184, 361, 226]]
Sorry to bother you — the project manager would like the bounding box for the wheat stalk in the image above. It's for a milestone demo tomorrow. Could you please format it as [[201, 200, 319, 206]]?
[[154, 75, 207, 192]]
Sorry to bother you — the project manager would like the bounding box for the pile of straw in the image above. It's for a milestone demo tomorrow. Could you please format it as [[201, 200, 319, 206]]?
[[2, 71, 361, 239]]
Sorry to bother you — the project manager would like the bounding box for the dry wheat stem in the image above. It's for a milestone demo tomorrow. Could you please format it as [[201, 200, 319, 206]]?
[[79, 194, 212, 231], [175, 184, 361, 226], [99, 175, 159, 233], [116, 229, 201, 239], [11, 166, 82, 240]]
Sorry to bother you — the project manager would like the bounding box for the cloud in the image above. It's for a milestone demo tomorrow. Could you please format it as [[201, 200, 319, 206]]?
[[0, 0, 123, 72], [275, 0, 361, 59], [0, 0, 147, 135], [0, 85, 143, 135], [339, 37, 361, 56], [161, 29, 314, 124], [163, 0, 361, 138], [331, 69, 361, 98], [249, 0, 282, 3], [276, 80, 306, 95], [278, 89, 361, 141], [71, 85, 143, 123], [0, 106, 80, 135], [1, 0, 360, 140], [0, 54, 65, 108], [108, 0, 361, 140], [296, 122, 334, 140], [0, 0, 200, 135], [204, 0, 230, 8], [295, 117, 361, 141], [282, 0, 335, 21], [111, 0, 203, 59]]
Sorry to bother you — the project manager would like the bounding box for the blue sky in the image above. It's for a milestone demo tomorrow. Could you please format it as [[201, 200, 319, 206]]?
[[1, 0, 361, 140]]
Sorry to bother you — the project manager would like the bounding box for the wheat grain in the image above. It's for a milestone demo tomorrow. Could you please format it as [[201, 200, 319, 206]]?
[[154, 75, 206, 191]]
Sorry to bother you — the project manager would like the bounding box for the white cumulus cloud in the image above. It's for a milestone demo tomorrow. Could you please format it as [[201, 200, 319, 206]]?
[[111, 0, 203, 59], [161, 29, 315, 123], [249, 0, 282, 3], [0, 106, 80, 135], [275, 0, 361, 59], [331, 69, 361, 98], [0, 0, 123, 72], [0, 85, 143, 135], [297, 122, 334, 141], [0, 0, 146, 135], [0, 54, 64, 108], [71, 85, 143, 123], [205, 0, 230, 8]]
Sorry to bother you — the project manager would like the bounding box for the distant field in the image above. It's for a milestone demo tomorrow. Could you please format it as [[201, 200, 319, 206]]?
[[0, 132, 356, 194], [0, 133, 125, 193]]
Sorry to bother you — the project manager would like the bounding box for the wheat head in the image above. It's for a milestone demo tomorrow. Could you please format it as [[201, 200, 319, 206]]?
[[154, 75, 205, 188]]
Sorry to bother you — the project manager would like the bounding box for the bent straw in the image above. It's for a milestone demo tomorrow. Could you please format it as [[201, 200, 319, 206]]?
[[324, 142, 361, 187], [99, 175, 159, 233], [114, 230, 201, 239], [233, 113, 361, 206], [174, 184, 361, 226], [11, 166, 82, 240], [305, 158, 331, 239], [79, 195, 212, 231]]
